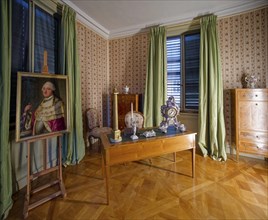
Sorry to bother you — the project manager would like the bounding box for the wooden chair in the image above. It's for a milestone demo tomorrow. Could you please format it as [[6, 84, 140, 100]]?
[[86, 108, 112, 152]]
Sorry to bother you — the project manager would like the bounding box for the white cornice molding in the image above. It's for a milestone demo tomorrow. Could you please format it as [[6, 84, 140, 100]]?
[[109, 0, 268, 39], [61, 0, 109, 39], [63, 0, 267, 40], [216, 0, 268, 17]]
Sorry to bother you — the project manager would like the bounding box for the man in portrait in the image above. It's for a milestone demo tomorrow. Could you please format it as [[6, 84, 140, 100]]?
[[21, 81, 66, 135]]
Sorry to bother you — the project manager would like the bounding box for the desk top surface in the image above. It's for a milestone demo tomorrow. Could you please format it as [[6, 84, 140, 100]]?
[[101, 127, 196, 148]]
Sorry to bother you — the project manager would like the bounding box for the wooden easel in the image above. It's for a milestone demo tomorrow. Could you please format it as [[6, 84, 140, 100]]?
[[23, 133, 66, 219], [23, 51, 67, 218]]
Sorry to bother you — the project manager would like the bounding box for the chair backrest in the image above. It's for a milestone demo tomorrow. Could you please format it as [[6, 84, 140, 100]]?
[[86, 108, 99, 130], [125, 111, 144, 129]]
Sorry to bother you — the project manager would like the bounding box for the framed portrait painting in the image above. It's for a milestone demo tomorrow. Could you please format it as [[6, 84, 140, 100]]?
[[16, 72, 70, 142]]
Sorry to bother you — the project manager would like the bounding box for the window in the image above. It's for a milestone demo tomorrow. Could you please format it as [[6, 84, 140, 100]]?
[[34, 5, 59, 73], [167, 32, 200, 111], [10, 0, 60, 127]]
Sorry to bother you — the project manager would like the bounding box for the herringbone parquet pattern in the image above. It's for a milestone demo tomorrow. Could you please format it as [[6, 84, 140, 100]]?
[[8, 148, 268, 220]]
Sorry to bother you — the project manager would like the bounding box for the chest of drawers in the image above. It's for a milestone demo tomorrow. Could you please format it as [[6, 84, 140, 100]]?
[[231, 89, 268, 160]]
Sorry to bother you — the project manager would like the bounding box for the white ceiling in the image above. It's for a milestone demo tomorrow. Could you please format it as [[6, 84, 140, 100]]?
[[63, 0, 267, 38]]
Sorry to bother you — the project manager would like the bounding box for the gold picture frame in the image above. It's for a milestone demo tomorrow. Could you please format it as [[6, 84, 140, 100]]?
[[16, 72, 70, 142]]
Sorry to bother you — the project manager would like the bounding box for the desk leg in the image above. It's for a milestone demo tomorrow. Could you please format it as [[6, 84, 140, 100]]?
[[102, 156, 110, 205], [101, 151, 110, 204], [192, 147, 195, 178], [101, 153, 105, 178], [104, 163, 110, 205]]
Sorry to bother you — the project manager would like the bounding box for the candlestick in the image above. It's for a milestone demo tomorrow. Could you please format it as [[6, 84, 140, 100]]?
[[130, 117, 139, 140]]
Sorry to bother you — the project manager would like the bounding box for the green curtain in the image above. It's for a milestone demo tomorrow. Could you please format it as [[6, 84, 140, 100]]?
[[198, 15, 227, 161], [60, 5, 85, 165], [143, 27, 167, 127], [0, 0, 13, 218]]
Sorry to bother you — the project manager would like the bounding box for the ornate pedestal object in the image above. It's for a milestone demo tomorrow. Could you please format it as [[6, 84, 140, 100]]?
[[110, 88, 122, 143]]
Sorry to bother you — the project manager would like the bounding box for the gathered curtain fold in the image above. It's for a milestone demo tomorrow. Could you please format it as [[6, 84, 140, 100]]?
[[60, 5, 85, 165], [143, 27, 167, 127], [0, 0, 13, 218], [198, 15, 227, 161]]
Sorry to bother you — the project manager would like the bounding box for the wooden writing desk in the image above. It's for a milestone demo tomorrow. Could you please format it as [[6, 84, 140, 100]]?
[[101, 128, 196, 204]]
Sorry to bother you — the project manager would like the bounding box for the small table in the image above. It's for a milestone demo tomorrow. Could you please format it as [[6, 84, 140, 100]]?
[[101, 128, 196, 204]]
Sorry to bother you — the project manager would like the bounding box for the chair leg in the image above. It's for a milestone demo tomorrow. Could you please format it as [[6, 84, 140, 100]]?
[[88, 137, 92, 151], [88, 136, 96, 153], [98, 138, 101, 153]]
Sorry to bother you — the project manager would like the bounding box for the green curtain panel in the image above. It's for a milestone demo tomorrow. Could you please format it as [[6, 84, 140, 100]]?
[[198, 15, 227, 161], [0, 0, 13, 218], [60, 5, 85, 165], [143, 27, 167, 127]]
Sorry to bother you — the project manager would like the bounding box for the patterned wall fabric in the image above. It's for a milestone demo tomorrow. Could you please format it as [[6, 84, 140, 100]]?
[[109, 34, 148, 94], [108, 34, 149, 126], [218, 7, 268, 89], [218, 7, 268, 147], [76, 7, 267, 148], [76, 22, 109, 133]]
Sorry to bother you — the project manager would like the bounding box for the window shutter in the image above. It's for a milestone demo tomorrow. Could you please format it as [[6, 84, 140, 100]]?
[[167, 36, 181, 106], [184, 33, 200, 110]]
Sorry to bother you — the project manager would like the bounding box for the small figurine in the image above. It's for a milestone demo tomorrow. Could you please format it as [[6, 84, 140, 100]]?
[[142, 130, 156, 138], [245, 75, 258, 88], [123, 85, 129, 94]]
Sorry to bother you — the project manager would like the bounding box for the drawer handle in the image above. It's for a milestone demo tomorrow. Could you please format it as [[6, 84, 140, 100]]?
[[255, 94, 258, 97], [255, 103, 258, 106], [256, 146, 262, 149], [256, 135, 259, 138]]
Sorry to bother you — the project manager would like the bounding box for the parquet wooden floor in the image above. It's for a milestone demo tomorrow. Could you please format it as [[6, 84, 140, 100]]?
[[7, 148, 268, 220]]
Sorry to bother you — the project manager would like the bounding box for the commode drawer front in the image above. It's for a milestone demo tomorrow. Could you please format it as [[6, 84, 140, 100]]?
[[237, 90, 268, 101], [239, 141, 268, 156], [239, 132, 268, 143]]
